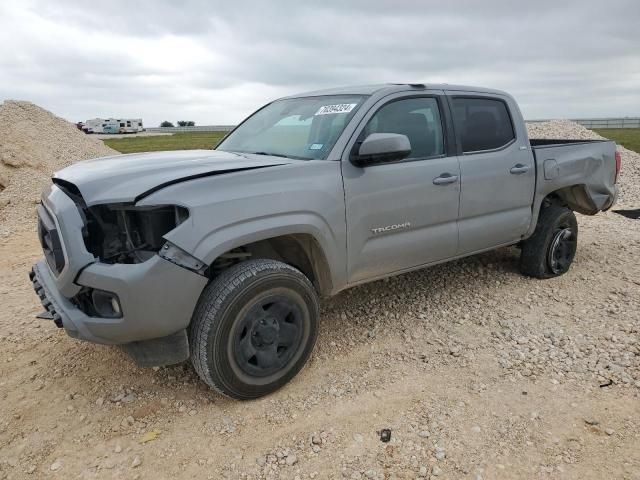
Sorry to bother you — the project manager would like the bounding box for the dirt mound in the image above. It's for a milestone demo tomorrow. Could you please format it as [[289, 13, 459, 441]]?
[[0, 100, 118, 232], [527, 120, 640, 206]]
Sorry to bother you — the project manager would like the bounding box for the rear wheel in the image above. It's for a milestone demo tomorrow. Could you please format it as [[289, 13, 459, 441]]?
[[519, 205, 578, 278], [189, 259, 319, 400]]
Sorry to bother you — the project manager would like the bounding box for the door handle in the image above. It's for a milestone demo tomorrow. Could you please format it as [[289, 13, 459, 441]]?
[[510, 164, 530, 174], [433, 173, 458, 185]]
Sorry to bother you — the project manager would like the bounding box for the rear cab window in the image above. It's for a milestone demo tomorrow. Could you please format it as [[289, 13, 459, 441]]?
[[451, 97, 515, 153]]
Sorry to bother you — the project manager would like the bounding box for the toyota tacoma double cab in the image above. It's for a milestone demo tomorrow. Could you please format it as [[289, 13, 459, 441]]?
[[31, 83, 620, 399]]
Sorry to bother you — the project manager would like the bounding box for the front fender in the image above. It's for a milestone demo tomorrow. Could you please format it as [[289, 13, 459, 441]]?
[[136, 161, 348, 293], [186, 212, 335, 266]]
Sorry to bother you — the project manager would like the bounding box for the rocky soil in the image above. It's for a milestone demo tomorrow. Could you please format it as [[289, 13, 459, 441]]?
[[0, 117, 638, 479], [0, 100, 117, 232]]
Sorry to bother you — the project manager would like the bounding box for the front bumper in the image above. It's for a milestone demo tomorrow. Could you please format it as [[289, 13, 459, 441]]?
[[32, 183, 208, 349], [31, 256, 208, 345]]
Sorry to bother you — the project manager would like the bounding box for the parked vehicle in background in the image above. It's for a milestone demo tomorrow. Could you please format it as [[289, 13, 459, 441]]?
[[30, 83, 619, 399], [82, 117, 144, 134]]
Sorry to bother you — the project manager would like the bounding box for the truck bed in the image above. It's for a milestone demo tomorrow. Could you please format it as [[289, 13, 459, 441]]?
[[529, 138, 617, 214]]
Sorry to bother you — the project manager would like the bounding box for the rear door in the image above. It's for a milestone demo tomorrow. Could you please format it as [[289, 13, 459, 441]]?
[[341, 92, 461, 284], [448, 93, 535, 253]]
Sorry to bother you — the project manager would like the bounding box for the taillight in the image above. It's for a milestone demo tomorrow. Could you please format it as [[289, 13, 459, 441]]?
[[614, 151, 621, 184]]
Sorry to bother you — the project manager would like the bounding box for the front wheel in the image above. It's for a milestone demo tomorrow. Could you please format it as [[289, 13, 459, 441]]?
[[520, 205, 578, 279], [189, 259, 319, 400]]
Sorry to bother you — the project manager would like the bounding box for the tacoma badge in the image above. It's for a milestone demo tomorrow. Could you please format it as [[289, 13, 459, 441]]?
[[371, 222, 411, 235]]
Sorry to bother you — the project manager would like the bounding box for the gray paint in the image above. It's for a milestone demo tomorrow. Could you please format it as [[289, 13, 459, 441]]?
[[41, 184, 97, 297], [138, 160, 349, 290], [76, 255, 207, 343], [339, 88, 460, 283], [32, 255, 207, 345], [32, 83, 617, 353], [527, 140, 617, 234], [357, 133, 411, 159], [450, 90, 536, 253], [55, 149, 294, 206]]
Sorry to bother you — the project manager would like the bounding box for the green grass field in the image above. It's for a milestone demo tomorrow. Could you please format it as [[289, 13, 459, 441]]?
[[593, 128, 640, 154], [103, 132, 227, 154]]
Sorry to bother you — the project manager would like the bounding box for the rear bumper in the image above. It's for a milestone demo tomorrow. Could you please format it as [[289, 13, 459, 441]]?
[[30, 256, 208, 345]]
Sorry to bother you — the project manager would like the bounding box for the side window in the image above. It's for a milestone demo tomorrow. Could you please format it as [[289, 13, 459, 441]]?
[[451, 97, 515, 152], [364, 97, 444, 158]]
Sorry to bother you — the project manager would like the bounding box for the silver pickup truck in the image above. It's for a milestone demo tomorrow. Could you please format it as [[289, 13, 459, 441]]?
[[30, 83, 619, 399]]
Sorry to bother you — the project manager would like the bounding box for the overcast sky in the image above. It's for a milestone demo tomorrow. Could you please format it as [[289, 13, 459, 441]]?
[[1, 0, 639, 126]]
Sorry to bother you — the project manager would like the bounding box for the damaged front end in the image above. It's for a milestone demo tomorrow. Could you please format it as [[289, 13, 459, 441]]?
[[53, 178, 202, 270], [31, 180, 209, 365]]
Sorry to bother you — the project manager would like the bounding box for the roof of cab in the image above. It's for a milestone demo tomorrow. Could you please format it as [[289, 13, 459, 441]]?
[[282, 83, 509, 99]]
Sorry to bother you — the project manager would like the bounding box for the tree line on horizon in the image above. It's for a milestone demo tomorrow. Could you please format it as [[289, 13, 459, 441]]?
[[160, 120, 196, 127]]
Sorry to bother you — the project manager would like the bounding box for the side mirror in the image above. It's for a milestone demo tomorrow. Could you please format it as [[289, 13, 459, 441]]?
[[350, 133, 412, 167]]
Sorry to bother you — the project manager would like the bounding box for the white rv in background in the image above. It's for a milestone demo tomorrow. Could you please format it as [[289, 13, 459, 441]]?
[[82, 118, 144, 134]]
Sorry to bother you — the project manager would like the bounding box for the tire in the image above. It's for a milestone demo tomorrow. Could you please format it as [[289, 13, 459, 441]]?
[[520, 204, 578, 279], [189, 259, 319, 400]]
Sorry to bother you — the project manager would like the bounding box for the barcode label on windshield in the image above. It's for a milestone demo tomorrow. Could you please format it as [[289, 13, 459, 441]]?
[[315, 103, 357, 115]]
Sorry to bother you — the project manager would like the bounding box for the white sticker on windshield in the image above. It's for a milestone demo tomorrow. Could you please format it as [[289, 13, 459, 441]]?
[[309, 143, 323, 150], [315, 103, 357, 116]]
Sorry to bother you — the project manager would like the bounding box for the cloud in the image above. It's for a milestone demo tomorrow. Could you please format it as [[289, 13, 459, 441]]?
[[1, 0, 638, 126]]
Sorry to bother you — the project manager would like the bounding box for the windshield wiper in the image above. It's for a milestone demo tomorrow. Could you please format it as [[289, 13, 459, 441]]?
[[250, 151, 290, 158], [248, 151, 312, 161]]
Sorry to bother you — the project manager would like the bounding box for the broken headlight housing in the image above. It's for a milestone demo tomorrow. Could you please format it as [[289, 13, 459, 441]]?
[[82, 203, 189, 264]]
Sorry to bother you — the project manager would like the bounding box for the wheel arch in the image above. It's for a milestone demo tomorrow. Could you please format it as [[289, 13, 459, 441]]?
[[207, 232, 335, 296], [174, 210, 346, 296], [546, 184, 598, 215], [526, 184, 594, 238]]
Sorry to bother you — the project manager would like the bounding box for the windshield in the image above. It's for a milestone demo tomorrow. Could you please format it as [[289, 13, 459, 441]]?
[[217, 95, 367, 160]]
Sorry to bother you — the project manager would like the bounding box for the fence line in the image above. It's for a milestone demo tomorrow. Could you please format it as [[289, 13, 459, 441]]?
[[146, 125, 235, 133], [572, 118, 640, 129], [526, 117, 640, 129]]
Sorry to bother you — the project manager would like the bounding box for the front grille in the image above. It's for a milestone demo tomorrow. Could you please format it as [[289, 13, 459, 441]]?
[[37, 204, 65, 275]]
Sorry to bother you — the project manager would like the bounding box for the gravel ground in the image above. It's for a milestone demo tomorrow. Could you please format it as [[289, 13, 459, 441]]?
[[0, 117, 638, 480]]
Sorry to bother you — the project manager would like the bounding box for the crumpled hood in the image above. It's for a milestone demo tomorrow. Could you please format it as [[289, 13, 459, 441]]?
[[53, 149, 292, 206]]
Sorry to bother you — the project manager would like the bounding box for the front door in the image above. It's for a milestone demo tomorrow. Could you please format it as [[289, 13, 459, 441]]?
[[341, 95, 461, 284]]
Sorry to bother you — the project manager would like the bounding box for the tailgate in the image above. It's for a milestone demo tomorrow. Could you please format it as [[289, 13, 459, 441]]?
[[531, 140, 617, 214]]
